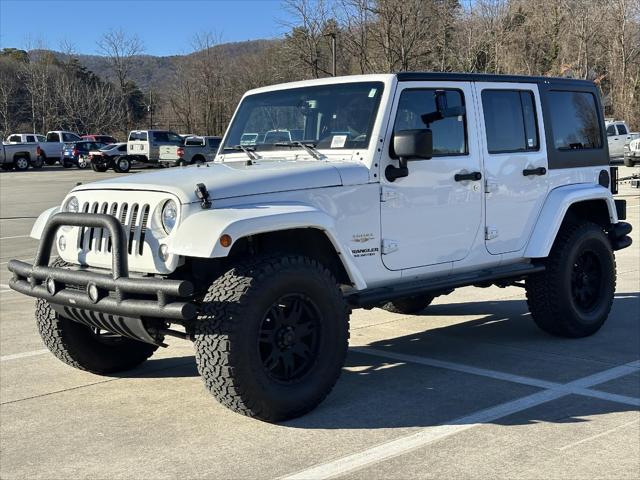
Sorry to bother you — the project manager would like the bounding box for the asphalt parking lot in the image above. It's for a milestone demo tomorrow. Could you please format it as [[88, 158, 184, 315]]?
[[0, 165, 638, 479]]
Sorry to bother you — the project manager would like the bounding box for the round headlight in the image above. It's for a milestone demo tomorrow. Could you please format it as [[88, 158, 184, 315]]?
[[64, 196, 79, 213], [161, 200, 178, 234]]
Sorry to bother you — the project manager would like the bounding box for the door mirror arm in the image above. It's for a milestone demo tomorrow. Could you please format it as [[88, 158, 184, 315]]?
[[385, 157, 409, 182]]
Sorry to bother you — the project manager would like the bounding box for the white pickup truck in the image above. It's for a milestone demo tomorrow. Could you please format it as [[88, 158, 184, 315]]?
[[8, 73, 632, 422], [1, 142, 43, 170], [39, 131, 82, 165], [606, 120, 637, 160]]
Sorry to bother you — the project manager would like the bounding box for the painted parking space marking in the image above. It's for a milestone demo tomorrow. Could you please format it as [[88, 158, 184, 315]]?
[[0, 349, 49, 362], [557, 419, 640, 451], [281, 358, 640, 480], [0, 235, 30, 240]]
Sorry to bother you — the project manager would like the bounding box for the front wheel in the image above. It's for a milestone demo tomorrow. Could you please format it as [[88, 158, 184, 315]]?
[[43, 155, 56, 166], [526, 222, 616, 338], [91, 163, 108, 172], [77, 155, 89, 169], [35, 259, 158, 373], [62, 160, 73, 168], [194, 255, 350, 422]]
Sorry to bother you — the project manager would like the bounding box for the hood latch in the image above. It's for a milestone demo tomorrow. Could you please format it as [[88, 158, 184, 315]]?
[[195, 183, 211, 209]]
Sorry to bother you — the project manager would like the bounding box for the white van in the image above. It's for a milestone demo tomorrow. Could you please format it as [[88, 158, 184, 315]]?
[[127, 130, 183, 163]]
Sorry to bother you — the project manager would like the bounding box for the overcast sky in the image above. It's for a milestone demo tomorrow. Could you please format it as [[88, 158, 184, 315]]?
[[0, 0, 284, 56]]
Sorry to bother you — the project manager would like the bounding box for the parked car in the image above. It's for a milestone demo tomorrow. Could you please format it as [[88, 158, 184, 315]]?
[[1, 142, 43, 170], [7, 73, 632, 422], [41, 131, 82, 165], [82, 134, 118, 144], [62, 141, 109, 169], [5, 133, 46, 144], [88, 143, 131, 173], [606, 120, 637, 160], [624, 135, 640, 167], [127, 130, 183, 164], [158, 135, 221, 166]]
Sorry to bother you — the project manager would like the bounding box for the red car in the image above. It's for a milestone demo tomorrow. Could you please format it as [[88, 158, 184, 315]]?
[[81, 134, 117, 144]]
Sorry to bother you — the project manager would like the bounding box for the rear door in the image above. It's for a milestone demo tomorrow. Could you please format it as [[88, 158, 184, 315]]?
[[607, 124, 622, 157], [476, 82, 548, 255]]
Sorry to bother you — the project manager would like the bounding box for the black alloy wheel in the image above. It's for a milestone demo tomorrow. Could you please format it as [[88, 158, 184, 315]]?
[[571, 251, 604, 313], [258, 293, 321, 383]]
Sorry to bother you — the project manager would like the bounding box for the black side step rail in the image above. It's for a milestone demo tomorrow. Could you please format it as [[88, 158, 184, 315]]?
[[346, 263, 545, 309]]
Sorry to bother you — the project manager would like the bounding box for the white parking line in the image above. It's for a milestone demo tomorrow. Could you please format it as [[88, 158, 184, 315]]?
[[0, 235, 30, 240], [0, 349, 49, 362], [557, 419, 640, 451], [281, 358, 640, 480]]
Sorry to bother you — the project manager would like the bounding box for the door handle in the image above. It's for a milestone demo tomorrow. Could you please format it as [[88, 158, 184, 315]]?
[[454, 171, 482, 182], [523, 166, 547, 176]]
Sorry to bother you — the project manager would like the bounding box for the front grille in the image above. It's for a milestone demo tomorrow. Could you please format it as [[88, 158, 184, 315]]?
[[77, 201, 151, 256]]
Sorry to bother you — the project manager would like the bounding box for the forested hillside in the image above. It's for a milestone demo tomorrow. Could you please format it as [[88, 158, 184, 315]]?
[[1, 0, 638, 139]]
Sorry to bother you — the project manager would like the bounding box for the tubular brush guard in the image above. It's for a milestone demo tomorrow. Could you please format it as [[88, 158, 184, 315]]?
[[7, 212, 197, 323]]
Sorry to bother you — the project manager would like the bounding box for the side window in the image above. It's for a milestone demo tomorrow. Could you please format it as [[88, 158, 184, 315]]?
[[548, 91, 603, 150], [26, 135, 36, 143], [208, 138, 221, 148], [393, 89, 467, 156], [47, 132, 60, 142], [8, 135, 21, 142], [617, 124, 628, 135], [607, 125, 617, 136], [153, 132, 169, 142], [481, 90, 539, 154], [167, 132, 183, 144], [62, 133, 80, 142]]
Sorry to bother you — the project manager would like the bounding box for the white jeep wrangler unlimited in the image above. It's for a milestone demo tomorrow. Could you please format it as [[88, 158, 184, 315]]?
[[8, 73, 632, 422]]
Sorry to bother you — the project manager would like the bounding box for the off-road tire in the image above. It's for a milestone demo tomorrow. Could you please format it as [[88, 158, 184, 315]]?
[[35, 259, 158, 374], [525, 222, 616, 338], [194, 255, 350, 422], [382, 295, 435, 314]]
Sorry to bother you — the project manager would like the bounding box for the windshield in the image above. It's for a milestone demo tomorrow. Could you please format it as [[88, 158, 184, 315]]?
[[223, 82, 384, 153]]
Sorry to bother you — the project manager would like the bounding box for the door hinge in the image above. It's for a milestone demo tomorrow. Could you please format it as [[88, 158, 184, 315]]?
[[485, 226, 499, 240], [381, 239, 399, 254], [485, 180, 498, 194], [380, 186, 398, 202]]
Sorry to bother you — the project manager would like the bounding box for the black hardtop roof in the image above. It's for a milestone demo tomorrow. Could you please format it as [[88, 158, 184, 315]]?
[[396, 71, 594, 87]]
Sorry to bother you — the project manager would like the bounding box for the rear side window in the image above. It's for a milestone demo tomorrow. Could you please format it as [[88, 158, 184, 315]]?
[[548, 91, 602, 150], [208, 138, 221, 148], [393, 89, 467, 156], [607, 125, 617, 136], [47, 132, 60, 142], [482, 90, 539, 154], [26, 135, 35, 143], [185, 137, 203, 146], [129, 131, 148, 141], [62, 133, 80, 142], [617, 124, 628, 135]]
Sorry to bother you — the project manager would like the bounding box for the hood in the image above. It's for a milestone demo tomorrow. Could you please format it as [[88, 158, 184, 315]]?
[[74, 159, 369, 203]]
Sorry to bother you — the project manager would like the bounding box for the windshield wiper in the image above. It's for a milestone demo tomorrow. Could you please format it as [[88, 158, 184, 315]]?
[[274, 141, 325, 160], [224, 145, 261, 161]]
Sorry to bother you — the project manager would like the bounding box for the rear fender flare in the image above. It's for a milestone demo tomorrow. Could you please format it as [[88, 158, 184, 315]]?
[[525, 184, 617, 258]]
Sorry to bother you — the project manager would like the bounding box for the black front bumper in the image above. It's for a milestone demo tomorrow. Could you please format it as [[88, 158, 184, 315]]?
[[8, 212, 197, 322]]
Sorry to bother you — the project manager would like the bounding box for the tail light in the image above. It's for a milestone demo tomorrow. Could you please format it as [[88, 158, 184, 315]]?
[[177, 147, 185, 158]]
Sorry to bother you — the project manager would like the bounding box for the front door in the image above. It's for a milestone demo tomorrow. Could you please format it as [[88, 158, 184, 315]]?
[[476, 82, 549, 255], [380, 82, 483, 271]]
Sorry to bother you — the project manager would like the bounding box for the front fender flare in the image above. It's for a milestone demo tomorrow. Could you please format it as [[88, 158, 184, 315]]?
[[30, 206, 60, 240], [524, 184, 617, 258], [167, 203, 367, 289]]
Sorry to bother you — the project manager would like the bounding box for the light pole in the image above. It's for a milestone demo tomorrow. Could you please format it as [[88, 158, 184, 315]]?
[[325, 32, 336, 77]]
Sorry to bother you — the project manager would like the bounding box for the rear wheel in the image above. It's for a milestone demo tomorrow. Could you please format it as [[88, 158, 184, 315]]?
[[114, 156, 131, 173], [14, 157, 29, 171], [192, 155, 205, 164], [91, 163, 108, 172], [35, 258, 159, 374], [43, 154, 56, 166], [526, 222, 615, 337], [382, 295, 434, 314], [194, 255, 350, 422], [31, 156, 44, 169]]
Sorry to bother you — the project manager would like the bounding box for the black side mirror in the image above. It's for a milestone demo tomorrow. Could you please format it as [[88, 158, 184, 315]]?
[[393, 129, 433, 160], [386, 129, 433, 182]]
